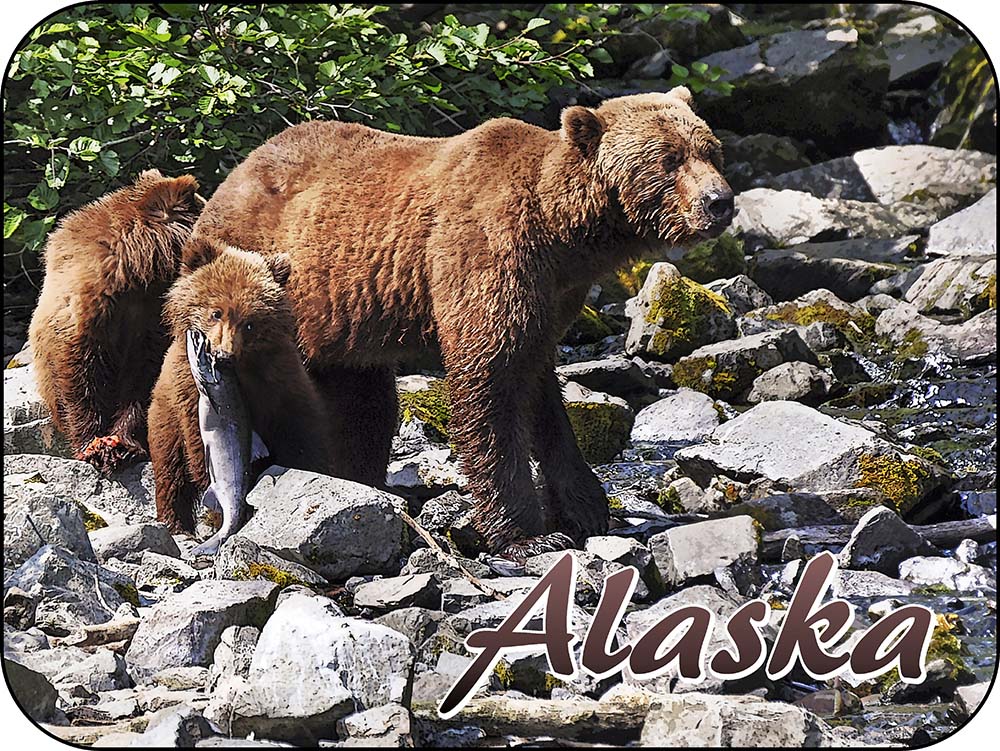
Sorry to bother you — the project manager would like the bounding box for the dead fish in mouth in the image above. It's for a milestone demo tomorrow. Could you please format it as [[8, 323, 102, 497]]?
[[186, 328, 267, 557]]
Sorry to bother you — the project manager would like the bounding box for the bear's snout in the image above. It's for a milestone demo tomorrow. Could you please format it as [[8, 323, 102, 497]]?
[[702, 186, 734, 225]]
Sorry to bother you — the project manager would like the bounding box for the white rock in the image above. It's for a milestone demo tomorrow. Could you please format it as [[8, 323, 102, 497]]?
[[630, 389, 721, 448], [89, 523, 181, 563], [649, 516, 758, 587], [898, 556, 997, 592]]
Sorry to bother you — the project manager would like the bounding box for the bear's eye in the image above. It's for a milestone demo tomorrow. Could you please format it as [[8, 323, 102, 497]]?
[[244, 321, 253, 332], [211, 310, 223, 321], [662, 151, 684, 172]]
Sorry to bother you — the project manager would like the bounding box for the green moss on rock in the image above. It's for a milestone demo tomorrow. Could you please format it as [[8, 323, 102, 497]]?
[[112, 581, 140, 608], [563, 305, 614, 346], [854, 453, 931, 515], [234, 563, 306, 588], [399, 379, 451, 441], [671, 356, 740, 399], [74, 501, 108, 532], [674, 233, 747, 283], [565, 400, 634, 465], [894, 328, 929, 362], [763, 300, 875, 339]]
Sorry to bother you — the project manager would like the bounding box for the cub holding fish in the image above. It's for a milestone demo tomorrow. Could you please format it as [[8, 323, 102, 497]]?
[[148, 246, 335, 538]]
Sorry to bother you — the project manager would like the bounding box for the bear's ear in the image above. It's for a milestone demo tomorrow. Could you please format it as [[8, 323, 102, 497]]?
[[138, 173, 201, 221], [266, 253, 292, 286], [664, 85, 694, 110], [560, 106, 605, 159], [180, 236, 222, 275]]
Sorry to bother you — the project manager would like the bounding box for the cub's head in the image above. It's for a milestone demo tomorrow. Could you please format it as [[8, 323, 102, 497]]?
[[561, 87, 734, 244], [164, 246, 295, 363]]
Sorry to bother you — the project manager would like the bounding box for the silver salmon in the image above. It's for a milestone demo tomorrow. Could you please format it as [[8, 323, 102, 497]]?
[[186, 328, 263, 557]]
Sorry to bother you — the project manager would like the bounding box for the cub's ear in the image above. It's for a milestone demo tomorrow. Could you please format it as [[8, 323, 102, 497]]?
[[560, 106, 605, 159], [138, 173, 201, 221], [266, 252, 292, 286], [664, 85, 694, 110], [180, 236, 222, 275]]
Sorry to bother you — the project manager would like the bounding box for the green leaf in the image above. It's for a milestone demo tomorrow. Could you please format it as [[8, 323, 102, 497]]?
[[589, 47, 613, 64], [45, 153, 70, 188], [99, 149, 120, 176], [691, 61, 709, 75], [28, 183, 59, 211], [69, 136, 102, 159], [199, 65, 221, 86], [525, 17, 550, 33], [671, 64, 689, 79], [4, 205, 26, 239]]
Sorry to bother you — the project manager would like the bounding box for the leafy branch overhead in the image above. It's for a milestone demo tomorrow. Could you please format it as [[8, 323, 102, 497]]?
[[4, 3, 730, 282]]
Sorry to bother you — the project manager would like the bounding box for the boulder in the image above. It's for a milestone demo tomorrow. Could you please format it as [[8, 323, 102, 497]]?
[[630, 389, 722, 452], [353, 573, 442, 613], [838, 506, 937, 575], [135, 552, 202, 596], [953, 682, 990, 720], [882, 14, 967, 85], [671, 329, 818, 400], [696, 28, 889, 154], [135, 704, 216, 747], [3, 365, 72, 457], [374, 608, 445, 651], [89, 523, 181, 563], [624, 262, 736, 362], [704, 274, 774, 315], [556, 356, 659, 407], [759, 145, 994, 204], [898, 555, 997, 592], [6, 545, 134, 635], [832, 570, 916, 598], [524, 549, 646, 605], [741, 289, 874, 339], [208, 625, 260, 690], [336, 703, 413, 748], [386, 447, 466, 497], [3, 454, 156, 527], [640, 692, 835, 746], [925, 188, 997, 257], [563, 382, 635, 465], [747, 362, 836, 406], [929, 42, 996, 153], [205, 592, 414, 744], [649, 516, 758, 588], [876, 303, 997, 363], [213, 535, 328, 588], [727, 492, 848, 531], [733, 189, 921, 252], [125, 580, 279, 682], [675, 401, 946, 514], [750, 236, 918, 302], [584, 536, 653, 573], [3, 658, 59, 722], [665, 233, 747, 284], [897, 256, 996, 317], [238, 468, 405, 581], [5, 491, 96, 568]]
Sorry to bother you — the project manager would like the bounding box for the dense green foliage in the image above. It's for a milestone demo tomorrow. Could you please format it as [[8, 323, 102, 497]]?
[[3, 3, 729, 284]]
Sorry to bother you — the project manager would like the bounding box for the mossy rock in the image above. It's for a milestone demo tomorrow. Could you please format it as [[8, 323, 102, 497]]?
[[671, 356, 742, 400], [233, 563, 306, 589], [626, 263, 735, 362], [565, 399, 635, 465], [672, 233, 747, 284], [398, 378, 451, 441], [73, 500, 108, 532], [749, 292, 876, 342], [853, 452, 938, 515], [562, 305, 614, 346], [929, 43, 997, 153]]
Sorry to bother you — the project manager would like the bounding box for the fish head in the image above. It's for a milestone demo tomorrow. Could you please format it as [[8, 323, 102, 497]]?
[[186, 327, 222, 388]]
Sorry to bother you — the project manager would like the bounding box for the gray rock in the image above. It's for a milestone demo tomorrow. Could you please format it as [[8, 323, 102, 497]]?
[[640, 692, 835, 746], [583, 536, 653, 572], [876, 303, 997, 363], [400, 546, 492, 581], [704, 274, 774, 315], [675, 401, 945, 513], [898, 555, 997, 592], [208, 625, 260, 690], [4, 625, 49, 653], [556, 356, 659, 407], [525, 549, 647, 604], [5, 491, 96, 568], [150, 666, 210, 691], [750, 236, 918, 302], [733, 189, 915, 252], [3, 365, 72, 457], [696, 27, 889, 154], [4, 588, 37, 630], [3, 454, 156, 527], [375, 607, 445, 651], [719, 132, 811, 193], [727, 493, 847, 531], [953, 682, 990, 720], [3, 657, 59, 722], [883, 15, 967, 85], [838, 506, 937, 575], [663, 476, 725, 514], [625, 262, 736, 361], [90, 523, 181, 563], [748, 361, 835, 406], [238, 467, 405, 581], [832, 569, 917, 599], [926, 188, 997, 257], [898, 256, 996, 317], [759, 145, 994, 204], [125, 580, 279, 682], [630, 389, 721, 450], [386, 447, 466, 497], [649, 516, 758, 588], [562, 383, 635, 464], [205, 592, 414, 743], [354, 573, 441, 612], [213, 535, 327, 587], [134, 552, 202, 595], [672, 329, 818, 401], [336, 703, 412, 747], [137, 704, 215, 747], [5, 545, 133, 635]]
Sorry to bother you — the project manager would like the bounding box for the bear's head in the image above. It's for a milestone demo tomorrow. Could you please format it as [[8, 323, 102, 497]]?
[[561, 87, 734, 244], [164, 245, 295, 363]]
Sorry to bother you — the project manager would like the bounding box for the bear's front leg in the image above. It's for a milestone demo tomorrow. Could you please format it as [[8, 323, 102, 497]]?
[[532, 368, 610, 543]]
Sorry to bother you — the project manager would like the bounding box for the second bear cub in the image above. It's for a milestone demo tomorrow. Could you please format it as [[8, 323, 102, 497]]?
[[149, 246, 334, 532]]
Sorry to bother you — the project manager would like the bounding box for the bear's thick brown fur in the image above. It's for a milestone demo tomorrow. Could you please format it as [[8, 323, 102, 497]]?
[[148, 246, 335, 532], [183, 88, 733, 558], [28, 169, 201, 473]]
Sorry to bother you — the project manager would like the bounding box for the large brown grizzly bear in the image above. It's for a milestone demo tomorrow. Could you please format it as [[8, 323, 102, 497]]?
[[183, 87, 734, 559], [28, 169, 201, 473], [148, 246, 335, 532]]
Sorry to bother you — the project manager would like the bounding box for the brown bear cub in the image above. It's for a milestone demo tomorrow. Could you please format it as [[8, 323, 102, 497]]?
[[148, 246, 334, 533], [28, 169, 201, 473]]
